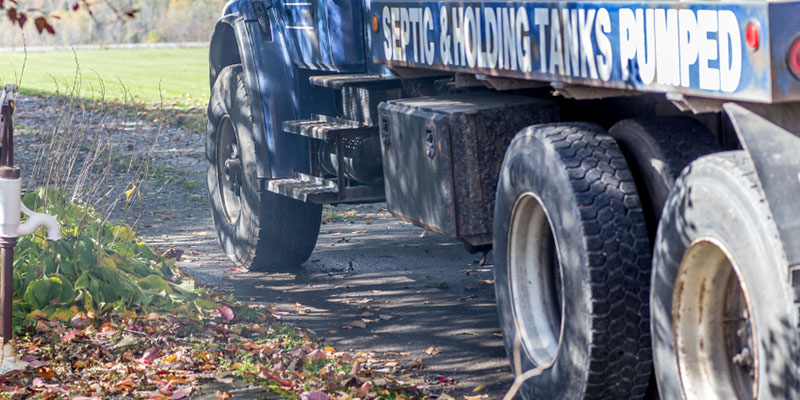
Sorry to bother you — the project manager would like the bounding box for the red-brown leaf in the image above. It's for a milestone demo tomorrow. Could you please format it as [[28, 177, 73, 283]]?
[[17, 12, 26, 28], [218, 306, 234, 321]]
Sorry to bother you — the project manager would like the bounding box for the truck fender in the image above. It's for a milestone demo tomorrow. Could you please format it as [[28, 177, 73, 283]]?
[[724, 103, 800, 267], [209, 1, 308, 180]]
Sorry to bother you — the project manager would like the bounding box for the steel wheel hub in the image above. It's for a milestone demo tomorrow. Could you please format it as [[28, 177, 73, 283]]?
[[507, 192, 564, 368], [216, 115, 242, 224], [673, 239, 757, 399]]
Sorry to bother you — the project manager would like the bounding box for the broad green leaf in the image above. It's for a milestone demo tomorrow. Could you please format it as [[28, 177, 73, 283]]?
[[112, 225, 136, 243], [138, 275, 172, 293], [53, 274, 75, 303], [24, 277, 63, 309], [74, 272, 90, 290], [43, 305, 79, 321], [169, 280, 195, 297], [136, 242, 159, 261], [195, 299, 220, 310]]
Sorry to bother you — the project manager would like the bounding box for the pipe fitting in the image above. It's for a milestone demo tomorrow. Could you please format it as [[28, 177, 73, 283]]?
[[17, 204, 61, 241], [0, 177, 60, 241], [0, 178, 21, 239]]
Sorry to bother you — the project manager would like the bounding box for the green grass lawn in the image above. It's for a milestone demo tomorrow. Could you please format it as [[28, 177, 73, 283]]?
[[0, 47, 209, 110]]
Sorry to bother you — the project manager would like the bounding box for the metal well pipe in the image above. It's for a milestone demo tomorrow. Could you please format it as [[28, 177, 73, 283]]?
[[1, 100, 12, 168], [0, 86, 18, 345], [0, 237, 15, 344]]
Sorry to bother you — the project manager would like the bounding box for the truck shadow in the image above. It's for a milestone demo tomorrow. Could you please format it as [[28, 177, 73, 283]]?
[[226, 215, 513, 397]]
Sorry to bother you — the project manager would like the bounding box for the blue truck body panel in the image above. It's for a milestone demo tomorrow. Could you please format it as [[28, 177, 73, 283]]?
[[218, 0, 368, 178], [369, 1, 800, 103], [215, 0, 799, 177], [276, 0, 367, 71]]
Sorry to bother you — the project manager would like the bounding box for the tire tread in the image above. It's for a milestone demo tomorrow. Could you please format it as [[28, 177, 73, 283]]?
[[520, 123, 652, 399]]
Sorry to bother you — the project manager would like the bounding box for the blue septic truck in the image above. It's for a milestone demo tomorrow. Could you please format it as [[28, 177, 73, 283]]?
[[204, 1, 800, 398]]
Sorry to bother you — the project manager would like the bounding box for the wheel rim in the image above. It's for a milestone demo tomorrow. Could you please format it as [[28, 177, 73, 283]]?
[[507, 192, 564, 368], [216, 115, 243, 224], [673, 239, 758, 399]]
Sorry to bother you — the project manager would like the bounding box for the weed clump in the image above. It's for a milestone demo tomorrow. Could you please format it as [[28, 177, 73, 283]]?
[[12, 188, 212, 333]]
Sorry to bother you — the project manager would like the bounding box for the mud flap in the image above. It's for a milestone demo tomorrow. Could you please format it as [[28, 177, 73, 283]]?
[[724, 103, 800, 267]]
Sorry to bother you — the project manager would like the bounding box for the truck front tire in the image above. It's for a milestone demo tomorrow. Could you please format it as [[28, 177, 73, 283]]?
[[651, 151, 799, 400], [206, 65, 321, 271], [493, 123, 652, 399]]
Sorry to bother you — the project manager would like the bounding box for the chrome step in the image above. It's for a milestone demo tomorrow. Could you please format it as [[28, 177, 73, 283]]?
[[282, 114, 375, 140], [267, 172, 385, 204], [309, 74, 403, 90], [267, 173, 338, 202]]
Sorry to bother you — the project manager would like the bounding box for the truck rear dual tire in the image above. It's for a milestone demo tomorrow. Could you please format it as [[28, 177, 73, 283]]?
[[206, 65, 321, 271], [609, 117, 720, 240], [493, 123, 652, 399], [651, 151, 799, 400]]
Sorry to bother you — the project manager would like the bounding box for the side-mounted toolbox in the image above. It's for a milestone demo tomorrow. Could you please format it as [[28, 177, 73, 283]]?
[[378, 93, 558, 246]]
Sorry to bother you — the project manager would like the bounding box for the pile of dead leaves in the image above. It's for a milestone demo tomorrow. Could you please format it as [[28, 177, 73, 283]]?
[[0, 291, 444, 399]]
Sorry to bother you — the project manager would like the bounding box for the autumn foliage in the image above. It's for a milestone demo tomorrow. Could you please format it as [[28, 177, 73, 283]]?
[[1, 0, 138, 35], [0, 0, 223, 47]]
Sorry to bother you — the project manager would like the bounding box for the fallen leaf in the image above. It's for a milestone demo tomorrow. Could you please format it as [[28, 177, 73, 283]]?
[[99, 322, 117, 334], [378, 314, 393, 320], [140, 347, 159, 362], [112, 335, 139, 349], [473, 385, 486, 392], [424, 346, 442, 355], [218, 306, 234, 321], [38, 367, 55, 379], [215, 376, 234, 384], [159, 248, 184, 260], [356, 382, 372, 397], [302, 392, 331, 400], [172, 387, 192, 399], [308, 349, 326, 361], [214, 391, 232, 399], [61, 329, 82, 342], [35, 320, 51, 333], [344, 320, 367, 329], [70, 313, 91, 328]]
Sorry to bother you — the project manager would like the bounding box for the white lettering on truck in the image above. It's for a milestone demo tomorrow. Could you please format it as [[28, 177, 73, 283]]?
[[380, 5, 743, 92]]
